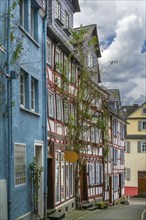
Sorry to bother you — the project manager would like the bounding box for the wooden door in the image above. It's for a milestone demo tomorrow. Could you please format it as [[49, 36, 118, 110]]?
[[138, 171, 146, 195]]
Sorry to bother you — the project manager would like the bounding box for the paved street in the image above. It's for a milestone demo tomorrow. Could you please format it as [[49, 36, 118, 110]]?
[[77, 197, 146, 220]]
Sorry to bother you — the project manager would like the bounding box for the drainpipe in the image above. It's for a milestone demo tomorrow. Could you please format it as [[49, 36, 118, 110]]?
[[43, 1, 48, 219], [7, 0, 12, 219]]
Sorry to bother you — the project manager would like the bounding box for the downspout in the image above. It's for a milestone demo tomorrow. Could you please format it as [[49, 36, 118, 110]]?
[[7, 0, 12, 219], [43, 1, 48, 219]]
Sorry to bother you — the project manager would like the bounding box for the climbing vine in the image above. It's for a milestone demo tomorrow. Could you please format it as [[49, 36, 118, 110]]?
[[29, 158, 44, 218]]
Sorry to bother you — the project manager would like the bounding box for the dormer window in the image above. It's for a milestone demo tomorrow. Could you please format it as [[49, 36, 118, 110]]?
[[87, 52, 93, 68], [56, 0, 61, 20], [142, 108, 146, 114], [64, 11, 69, 29]]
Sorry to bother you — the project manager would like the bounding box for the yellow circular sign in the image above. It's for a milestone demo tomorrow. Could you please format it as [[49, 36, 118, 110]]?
[[64, 151, 78, 163]]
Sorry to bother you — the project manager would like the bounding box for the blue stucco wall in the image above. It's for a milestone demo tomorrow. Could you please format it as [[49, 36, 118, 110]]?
[[0, 0, 46, 219]]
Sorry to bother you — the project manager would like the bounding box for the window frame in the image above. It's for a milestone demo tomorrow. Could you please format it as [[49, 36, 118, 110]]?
[[47, 38, 52, 66], [14, 143, 26, 186], [56, 96, 62, 121], [142, 108, 146, 114], [64, 10, 69, 29], [31, 78, 35, 111], [48, 92, 54, 118], [56, 0, 61, 20], [55, 48, 63, 73], [141, 141, 146, 152], [20, 72, 25, 107]]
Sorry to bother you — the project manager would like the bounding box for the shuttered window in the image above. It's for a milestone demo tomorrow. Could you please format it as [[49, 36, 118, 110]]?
[[125, 141, 130, 153], [138, 141, 146, 152], [125, 168, 130, 180], [138, 121, 146, 130]]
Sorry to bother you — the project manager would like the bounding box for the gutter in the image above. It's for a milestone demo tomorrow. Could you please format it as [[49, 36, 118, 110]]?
[[43, 1, 48, 219], [7, 0, 12, 219]]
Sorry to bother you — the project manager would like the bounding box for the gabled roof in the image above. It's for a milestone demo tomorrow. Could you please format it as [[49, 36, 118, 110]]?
[[107, 89, 121, 106], [121, 102, 146, 119], [74, 24, 101, 57]]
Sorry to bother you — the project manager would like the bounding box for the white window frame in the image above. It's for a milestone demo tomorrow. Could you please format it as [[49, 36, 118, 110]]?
[[89, 163, 95, 185], [55, 152, 61, 204], [48, 92, 54, 117], [141, 141, 146, 152], [56, 96, 62, 121], [47, 38, 52, 65], [87, 52, 93, 68], [64, 11, 69, 29], [95, 163, 100, 184], [14, 143, 26, 186], [20, 72, 25, 107], [55, 48, 63, 73], [56, 0, 61, 20], [113, 175, 118, 191], [31, 79, 35, 111], [142, 121, 146, 130]]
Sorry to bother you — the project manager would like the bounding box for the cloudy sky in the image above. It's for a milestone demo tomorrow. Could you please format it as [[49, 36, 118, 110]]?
[[74, 0, 146, 106]]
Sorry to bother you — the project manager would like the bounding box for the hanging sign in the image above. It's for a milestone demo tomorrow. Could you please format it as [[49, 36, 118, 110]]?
[[64, 151, 78, 163]]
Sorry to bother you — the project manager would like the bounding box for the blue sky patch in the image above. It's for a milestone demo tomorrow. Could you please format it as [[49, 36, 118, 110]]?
[[100, 35, 115, 50], [141, 40, 146, 53]]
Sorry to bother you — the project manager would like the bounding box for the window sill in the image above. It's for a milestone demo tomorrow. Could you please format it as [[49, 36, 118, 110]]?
[[63, 28, 71, 36], [19, 25, 40, 48], [55, 18, 64, 27], [20, 106, 40, 117]]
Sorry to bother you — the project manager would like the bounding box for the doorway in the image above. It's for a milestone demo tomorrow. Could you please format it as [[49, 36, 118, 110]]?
[[138, 171, 146, 195], [34, 143, 44, 218]]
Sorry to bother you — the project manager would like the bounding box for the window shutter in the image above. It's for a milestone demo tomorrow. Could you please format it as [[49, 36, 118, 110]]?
[[126, 168, 130, 180], [138, 121, 142, 131], [126, 141, 130, 153], [137, 141, 141, 152]]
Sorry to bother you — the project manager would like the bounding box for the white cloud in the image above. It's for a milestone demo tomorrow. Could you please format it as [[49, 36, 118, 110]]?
[[74, 0, 146, 105]]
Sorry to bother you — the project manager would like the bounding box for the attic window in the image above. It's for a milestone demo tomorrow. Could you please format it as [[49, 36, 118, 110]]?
[[142, 108, 146, 114]]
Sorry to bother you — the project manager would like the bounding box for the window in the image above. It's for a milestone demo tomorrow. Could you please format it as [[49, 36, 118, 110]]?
[[31, 79, 35, 110], [89, 163, 94, 185], [113, 148, 118, 165], [48, 92, 54, 117], [55, 152, 73, 203], [63, 100, 69, 123], [47, 38, 52, 65], [138, 120, 146, 130], [125, 141, 130, 153], [71, 64, 76, 84], [87, 52, 93, 68], [55, 48, 63, 72], [138, 141, 146, 153], [30, 6, 35, 37], [20, 0, 38, 40], [91, 127, 95, 143], [20, 0, 24, 27], [56, 96, 62, 121], [56, 0, 61, 20], [64, 56, 71, 80], [141, 141, 146, 152], [113, 119, 118, 136], [20, 72, 26, 107], [142, 108, 146, 114], [64, 11, 69, 29], [121, 173, 125, 188], [95, 163, 100, 184], [31, 77, 38, 112], [113, 175, 118, 191], [125, 167, 130, 180], [120, 150, 124, 164], [14, 143, 26, 185], [120, 123, 125, 139]]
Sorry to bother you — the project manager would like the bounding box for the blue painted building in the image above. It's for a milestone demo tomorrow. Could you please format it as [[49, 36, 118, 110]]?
[[0, 0, 47, 219]]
